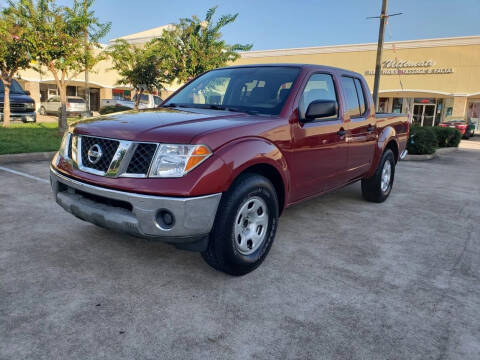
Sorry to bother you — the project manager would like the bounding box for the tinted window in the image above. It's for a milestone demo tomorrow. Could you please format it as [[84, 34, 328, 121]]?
[[299, 73, 337, 119], [341, 76, 361, 118], [68, 98, 85, 104], [154, 96, 162, 106], [354, 78, 366, 115], [166, 66, 301, 115]]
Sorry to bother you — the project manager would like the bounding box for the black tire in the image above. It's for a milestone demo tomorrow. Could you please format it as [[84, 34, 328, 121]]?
[[361, 149, 395, 203], [39, 106, 46, 115], [201, 173, 279, 276]]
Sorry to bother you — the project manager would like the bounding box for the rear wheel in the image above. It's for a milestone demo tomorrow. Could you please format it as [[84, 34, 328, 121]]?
[[201, 173, 279, 276], [361, 149, 395, 203]]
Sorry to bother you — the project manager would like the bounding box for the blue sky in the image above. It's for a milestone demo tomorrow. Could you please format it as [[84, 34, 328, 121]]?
[[4, 0, 480, 49]]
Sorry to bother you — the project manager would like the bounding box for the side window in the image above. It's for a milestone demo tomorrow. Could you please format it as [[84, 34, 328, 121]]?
[[340, 76, 361, 118], [154, 96, 162, 106], [354, 78, 366, 115], [299, 73, 337, 119]]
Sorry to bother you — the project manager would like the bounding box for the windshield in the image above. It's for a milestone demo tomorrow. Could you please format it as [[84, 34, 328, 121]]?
[[0, 79, 26, 95], [165, 66, 301, 115]]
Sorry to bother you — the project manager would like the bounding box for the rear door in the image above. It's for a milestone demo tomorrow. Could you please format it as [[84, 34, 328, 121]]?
[[340, 76, 377, 180], [291, 72, 349, 200]]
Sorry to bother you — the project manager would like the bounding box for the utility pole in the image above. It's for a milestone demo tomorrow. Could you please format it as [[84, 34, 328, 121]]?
[[368, 0, 402, 111]]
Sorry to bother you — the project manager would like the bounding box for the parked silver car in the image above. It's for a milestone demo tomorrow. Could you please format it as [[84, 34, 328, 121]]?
[[39, 96, 87, 116]]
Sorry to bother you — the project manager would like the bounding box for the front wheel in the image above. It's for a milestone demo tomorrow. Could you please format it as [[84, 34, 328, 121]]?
[[201, 173, 279, 276], [39, 106, 46, 115], [361, 149, 395, 203]]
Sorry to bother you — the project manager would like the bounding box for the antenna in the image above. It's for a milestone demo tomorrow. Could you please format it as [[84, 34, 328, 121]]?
[[367, 0, 402, 111]]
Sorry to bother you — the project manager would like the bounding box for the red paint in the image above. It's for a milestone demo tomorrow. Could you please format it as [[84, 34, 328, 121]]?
[[52, 64, 409, 212]]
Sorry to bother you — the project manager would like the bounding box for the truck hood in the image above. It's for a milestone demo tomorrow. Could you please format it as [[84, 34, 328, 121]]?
[[0, 93, 35, 104], [72, 108, 279, 148]]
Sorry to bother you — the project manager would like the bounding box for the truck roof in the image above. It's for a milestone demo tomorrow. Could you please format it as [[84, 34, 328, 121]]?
[[217, 63, 363, 78]]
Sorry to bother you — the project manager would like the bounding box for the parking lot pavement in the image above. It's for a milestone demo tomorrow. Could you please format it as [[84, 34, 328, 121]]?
[[1, 148, 480, 360]]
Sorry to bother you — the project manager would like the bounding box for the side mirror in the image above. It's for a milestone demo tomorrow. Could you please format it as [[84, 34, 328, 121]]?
[[24, 90, 31, 96], [304, 100, 338, 121]]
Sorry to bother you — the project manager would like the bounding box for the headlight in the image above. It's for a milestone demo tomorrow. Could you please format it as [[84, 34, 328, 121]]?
[[58, 132, 72, 158], [148, 144, 212, 178], [24, 102, 35, 110]]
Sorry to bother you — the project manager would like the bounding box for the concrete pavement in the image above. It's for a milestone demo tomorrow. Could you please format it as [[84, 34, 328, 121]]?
[[1, 144, 479, 359]]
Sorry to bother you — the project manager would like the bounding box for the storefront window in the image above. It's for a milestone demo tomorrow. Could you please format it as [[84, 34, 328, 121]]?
[[392, 98, 403, 113], [66, 86, 77, 96], [113, 89, 131, 101], [378, 98, 388, 113]]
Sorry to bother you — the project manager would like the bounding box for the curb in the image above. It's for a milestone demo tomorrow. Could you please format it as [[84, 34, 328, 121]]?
[[0, 151, 56, 164], [403, 146, 459, 161], [404, 153, 437, 161], [435, 147, 459, 155]]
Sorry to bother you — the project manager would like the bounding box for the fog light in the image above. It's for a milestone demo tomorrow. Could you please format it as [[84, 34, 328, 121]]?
[[155, 209, 175, 230]]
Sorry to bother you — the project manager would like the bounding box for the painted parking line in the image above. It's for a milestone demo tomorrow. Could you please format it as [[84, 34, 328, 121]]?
[[0, 166, 50, 184]]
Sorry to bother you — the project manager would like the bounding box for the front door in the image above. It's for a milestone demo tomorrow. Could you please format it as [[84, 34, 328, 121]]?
[[413, 104, 436, 126], [291, 73, 348, 201]]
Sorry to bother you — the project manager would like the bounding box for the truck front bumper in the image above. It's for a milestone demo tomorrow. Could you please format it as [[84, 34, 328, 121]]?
[[50, 167, 222, 247], [0, 112, 36, 122]]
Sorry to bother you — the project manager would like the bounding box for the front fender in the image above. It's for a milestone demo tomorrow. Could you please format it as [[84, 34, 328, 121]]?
[[190, 137, 290, 199], [218, 138, 290, 192]]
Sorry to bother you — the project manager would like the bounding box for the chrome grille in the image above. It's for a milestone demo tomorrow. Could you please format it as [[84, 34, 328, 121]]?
[[126, 143, 157, 175], [0, 103, 29, 113], [80, 136, 120, 172], [67, 135, 73, 159], [67, 135, 159, 178]]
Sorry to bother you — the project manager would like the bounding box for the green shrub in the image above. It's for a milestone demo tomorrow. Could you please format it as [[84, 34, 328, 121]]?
[[99, 105, 132, 115], [407, 126, 438, 155], [432, 126, 461, 148]]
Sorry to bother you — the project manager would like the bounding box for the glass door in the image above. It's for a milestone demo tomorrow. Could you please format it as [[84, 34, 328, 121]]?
[[422, 104, 436, 127], [413, 104, 423, 126], [412, 103, 437, 126]]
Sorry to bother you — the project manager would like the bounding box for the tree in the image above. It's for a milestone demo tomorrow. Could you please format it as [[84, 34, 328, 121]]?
[[153, 6, 252, 83], [108, 39, 173, 109], [65, 0, 110, 115], [12, 0, 109, 134], [0, 5, 35, 127]]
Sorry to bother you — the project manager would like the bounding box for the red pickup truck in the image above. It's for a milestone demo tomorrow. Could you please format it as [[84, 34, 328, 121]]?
[[50, 64, 409, 275]]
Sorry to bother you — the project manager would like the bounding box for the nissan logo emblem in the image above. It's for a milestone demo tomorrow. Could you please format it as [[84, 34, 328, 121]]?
[[87, 144, 103, 164]]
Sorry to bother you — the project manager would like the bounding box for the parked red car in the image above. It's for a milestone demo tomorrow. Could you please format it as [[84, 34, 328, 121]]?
[[439, 119, 476, 138], [50, 64, 409, 275]]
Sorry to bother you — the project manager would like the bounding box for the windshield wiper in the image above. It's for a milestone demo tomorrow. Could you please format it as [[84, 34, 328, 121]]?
[[161, 103, 191, 109], [226, 107, 260, 115], [162, 103, 179, 108]]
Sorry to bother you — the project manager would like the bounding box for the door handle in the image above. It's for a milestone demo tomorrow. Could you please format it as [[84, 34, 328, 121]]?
[[337, 128, 347, 136], [367, 124, 376, 132]]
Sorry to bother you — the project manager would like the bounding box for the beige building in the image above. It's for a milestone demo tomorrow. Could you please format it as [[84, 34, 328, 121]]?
[[235, 35, 480, 127], [16, 29, 480, 127]]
